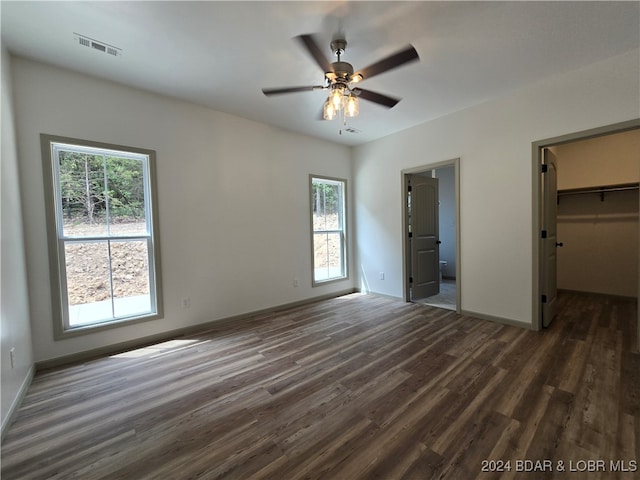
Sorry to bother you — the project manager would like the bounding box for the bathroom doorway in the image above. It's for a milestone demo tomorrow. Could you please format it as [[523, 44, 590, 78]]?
[[402, 159, 461, 312]]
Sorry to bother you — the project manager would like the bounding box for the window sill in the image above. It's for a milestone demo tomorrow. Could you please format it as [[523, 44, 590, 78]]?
[[55, 311, 163, 340]]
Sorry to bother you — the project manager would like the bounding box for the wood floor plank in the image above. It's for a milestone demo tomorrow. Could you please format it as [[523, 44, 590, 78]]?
[[1, 291, 638, 479]]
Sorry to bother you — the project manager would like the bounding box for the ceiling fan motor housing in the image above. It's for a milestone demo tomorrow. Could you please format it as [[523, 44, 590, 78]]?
[[330, 61, 354, 81], [327, 39, 354, 83]]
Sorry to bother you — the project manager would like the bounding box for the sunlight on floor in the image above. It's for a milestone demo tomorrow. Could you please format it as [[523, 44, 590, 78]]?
[[334, 292, 367, 301], [110, 339, 203, 359]]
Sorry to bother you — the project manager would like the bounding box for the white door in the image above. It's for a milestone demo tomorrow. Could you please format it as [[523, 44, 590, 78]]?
[[542, 148, 560, 327], [409, 174, 440, 300]]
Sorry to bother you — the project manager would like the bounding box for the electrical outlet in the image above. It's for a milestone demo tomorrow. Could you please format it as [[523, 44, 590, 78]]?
[[9, 348, 15, 369], [181, 297, 191, 309], [379, 272, 385, 280], [293, 277, 299, 287]]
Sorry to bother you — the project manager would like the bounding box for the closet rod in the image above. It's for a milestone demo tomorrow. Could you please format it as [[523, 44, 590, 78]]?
[[557, 182, 639, 197], [557, 182, 639, 202]]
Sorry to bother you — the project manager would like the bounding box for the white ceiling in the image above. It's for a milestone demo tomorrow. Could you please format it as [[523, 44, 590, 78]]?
[[2, 1, 638, 146]]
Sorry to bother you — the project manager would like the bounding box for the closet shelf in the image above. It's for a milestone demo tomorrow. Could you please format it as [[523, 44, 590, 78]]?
[[557, 182, 639, 201]]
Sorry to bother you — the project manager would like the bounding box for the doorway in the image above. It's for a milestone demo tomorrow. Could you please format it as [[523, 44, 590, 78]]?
[[402, 159, 461, 312], [533, 120, 640, 347]]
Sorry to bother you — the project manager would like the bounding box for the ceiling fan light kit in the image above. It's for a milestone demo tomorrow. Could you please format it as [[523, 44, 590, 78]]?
[[323, 82, 359, 121], [262, 34, 419, 130]]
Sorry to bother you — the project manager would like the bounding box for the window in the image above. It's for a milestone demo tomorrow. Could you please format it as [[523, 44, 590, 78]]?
[[310, 175, 347, 285], [41, 135, 162, 336]]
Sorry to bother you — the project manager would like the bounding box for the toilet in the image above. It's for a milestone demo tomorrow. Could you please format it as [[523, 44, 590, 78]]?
[[439, 260, 447, 283]]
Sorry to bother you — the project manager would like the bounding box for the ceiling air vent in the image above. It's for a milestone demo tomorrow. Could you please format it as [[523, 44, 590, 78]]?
[[345, 127, 361, 134], [75, 33, 122, 57]]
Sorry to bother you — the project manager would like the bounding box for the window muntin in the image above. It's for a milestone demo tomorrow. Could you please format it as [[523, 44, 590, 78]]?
[[42, 135, 161, 335], [311, 176, 347, 285]]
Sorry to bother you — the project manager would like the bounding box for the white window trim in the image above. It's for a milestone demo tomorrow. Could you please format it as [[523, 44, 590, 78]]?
[[40, 134, 163, 338], [310, 174, 348, 286]]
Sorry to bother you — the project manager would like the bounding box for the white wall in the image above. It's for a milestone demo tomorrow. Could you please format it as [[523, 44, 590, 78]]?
[[1, 48, 34, 434], [11, 57, 354, 363], [557, 190, 638, 297], [353, 49, 639, 327]]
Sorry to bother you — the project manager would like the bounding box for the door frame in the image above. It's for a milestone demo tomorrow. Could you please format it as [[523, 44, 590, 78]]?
[[402, 158, 461, 313], [531, 119, 640, 337]]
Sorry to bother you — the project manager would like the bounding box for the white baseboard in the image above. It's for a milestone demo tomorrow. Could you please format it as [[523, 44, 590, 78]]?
[[1, 364, 35, 442], [460, 309, 533, 330]]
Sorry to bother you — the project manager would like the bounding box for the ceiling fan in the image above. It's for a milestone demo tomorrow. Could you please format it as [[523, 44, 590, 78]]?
[[262, 34, 419, 122]]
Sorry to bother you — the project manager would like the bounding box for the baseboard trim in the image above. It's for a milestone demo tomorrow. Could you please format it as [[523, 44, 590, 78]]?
[[1, 364, 35, 442], [354, 289, 403, 302], [36, 288, 357, 371], [460, 309, 534, 330]]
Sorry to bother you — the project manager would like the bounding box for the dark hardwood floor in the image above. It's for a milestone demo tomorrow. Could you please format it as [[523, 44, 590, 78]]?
[[2, 291, 638, 479]]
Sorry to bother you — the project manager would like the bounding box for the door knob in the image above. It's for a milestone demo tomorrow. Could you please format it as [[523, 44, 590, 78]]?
[[555, 242, 564, 247]]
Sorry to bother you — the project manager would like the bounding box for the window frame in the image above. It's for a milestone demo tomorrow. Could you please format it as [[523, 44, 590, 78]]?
[[309, 174, 348, 286], [40, 134, 163, 338]]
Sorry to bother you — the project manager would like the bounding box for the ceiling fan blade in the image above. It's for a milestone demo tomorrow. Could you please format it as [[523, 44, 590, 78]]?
[[352, 88, 400, 108], [356, 45, 419, 80], [296, 34, 334, 73], [262, 85, 325, 96]]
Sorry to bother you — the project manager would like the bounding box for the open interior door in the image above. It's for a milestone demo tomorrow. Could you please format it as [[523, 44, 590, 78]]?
[[408, 174, 440, 301], [541, 148, 559, 327]]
